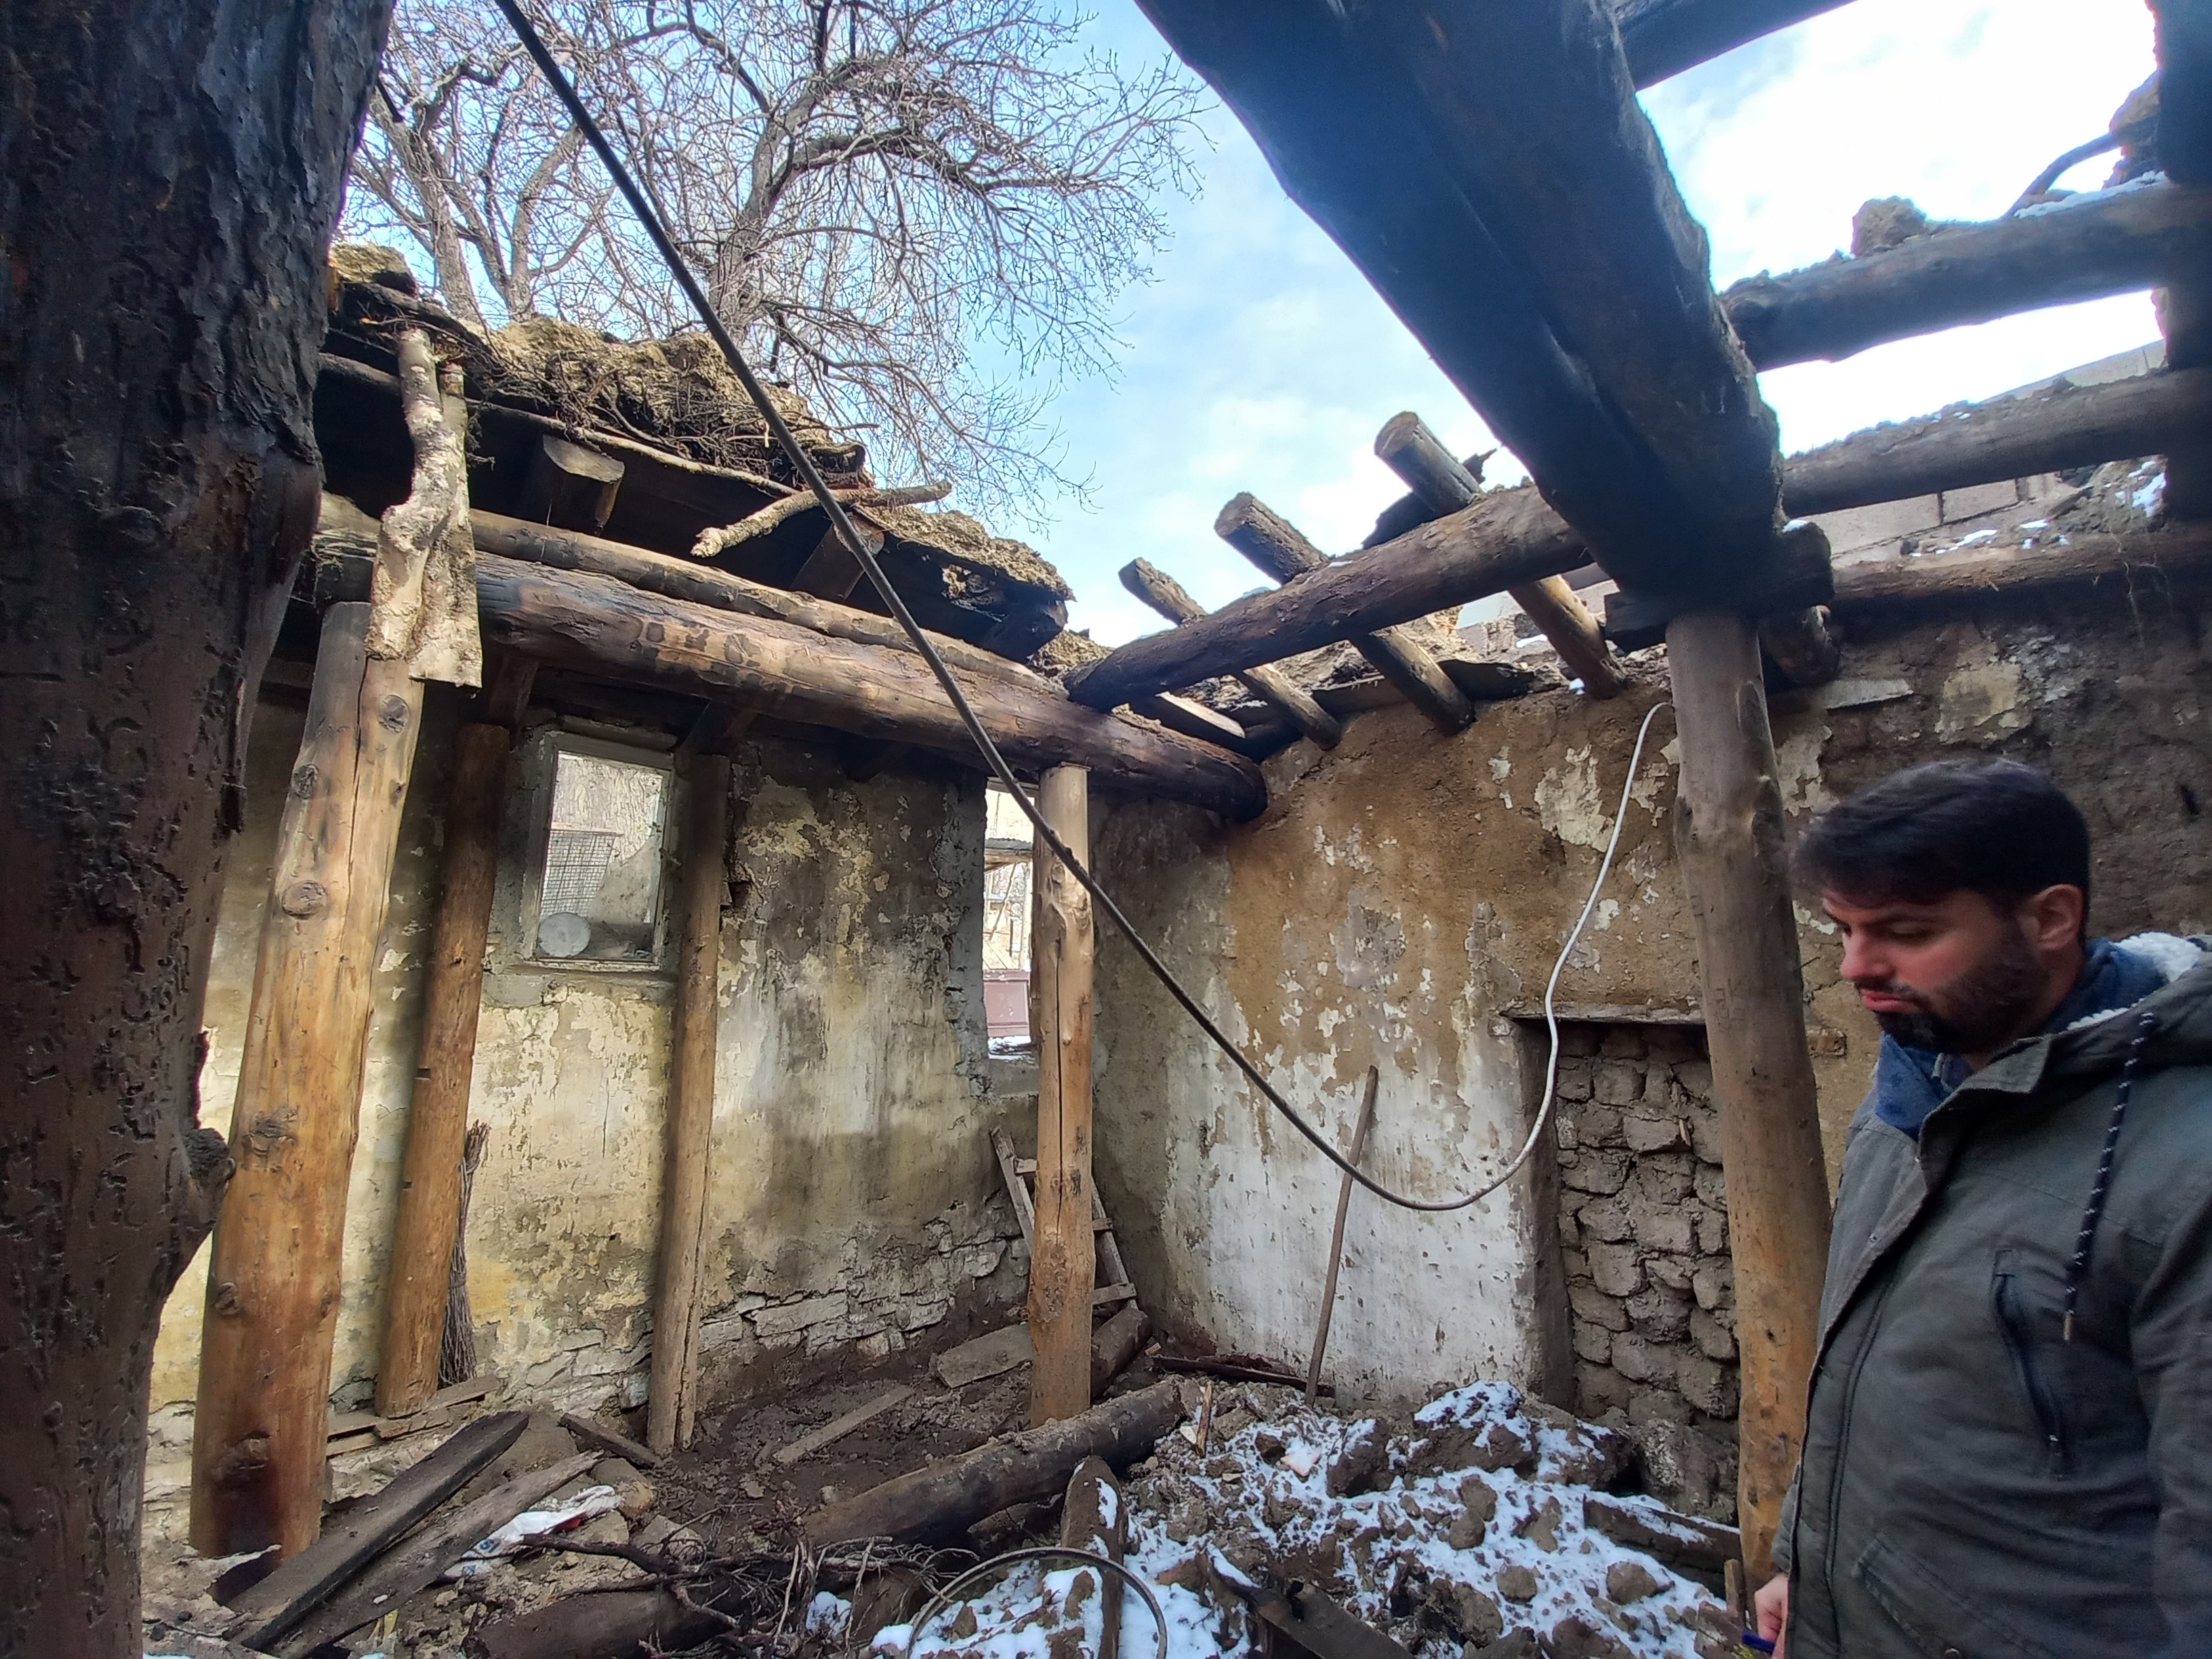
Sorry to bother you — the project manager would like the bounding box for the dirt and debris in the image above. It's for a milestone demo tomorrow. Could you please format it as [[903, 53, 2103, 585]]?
[[1902, 457, 2169, 560]]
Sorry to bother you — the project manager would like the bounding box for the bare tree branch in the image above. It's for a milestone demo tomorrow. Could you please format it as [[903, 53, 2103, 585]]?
[[342, 0, 1203, 519]]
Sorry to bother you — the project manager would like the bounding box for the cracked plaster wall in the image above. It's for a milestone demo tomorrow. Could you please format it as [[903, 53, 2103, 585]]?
[[147, 693, 1020, 1526], [1093, 586, 2212, 1412]]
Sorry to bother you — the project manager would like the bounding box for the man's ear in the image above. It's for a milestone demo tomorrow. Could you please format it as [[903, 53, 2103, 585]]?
[[2020, 884, 2087, 955]]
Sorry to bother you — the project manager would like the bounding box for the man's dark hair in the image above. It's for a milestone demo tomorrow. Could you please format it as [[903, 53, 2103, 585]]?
[[1792, 759, 2091, 914]]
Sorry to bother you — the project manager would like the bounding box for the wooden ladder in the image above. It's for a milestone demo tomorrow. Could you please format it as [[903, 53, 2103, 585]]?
[[989, 1124, 1138, 1311]]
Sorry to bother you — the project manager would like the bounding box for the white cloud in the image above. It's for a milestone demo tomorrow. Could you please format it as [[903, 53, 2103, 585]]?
[[1031, 0, 2163, 641]]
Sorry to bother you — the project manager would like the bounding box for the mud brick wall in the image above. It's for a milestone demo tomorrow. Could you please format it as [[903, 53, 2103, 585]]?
[[1551, 1022, 1739, 1522]]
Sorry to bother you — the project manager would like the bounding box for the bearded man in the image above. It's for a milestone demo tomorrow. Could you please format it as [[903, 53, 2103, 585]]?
[[1756, 758, 2212, 1658]]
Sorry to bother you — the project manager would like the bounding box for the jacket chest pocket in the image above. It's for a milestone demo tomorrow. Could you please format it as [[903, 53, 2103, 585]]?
[[1990, 1246, 2138, 1471]]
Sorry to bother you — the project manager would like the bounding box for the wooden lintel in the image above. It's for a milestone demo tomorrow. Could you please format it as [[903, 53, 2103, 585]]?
[[1120, 558, 1343, 749], [1214, 492, 1475, 731]]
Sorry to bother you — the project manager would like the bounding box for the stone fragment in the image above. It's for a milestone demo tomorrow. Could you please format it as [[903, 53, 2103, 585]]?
[[1561, 1151, 1630, 1196], [1572, 1325, 1612, 1366], [592, 1456, 655, 1519], [1689, 1114, 1725, 1165], [1645, 1254, 1694, 1293], [1605, 1561, 1663, 1604], [1575, 1200, 1632, 1244], [1326, 1419, 1388, 1496], [1627, 1389, 1692, 1428], [1695, 1206, 1728, 1255], [1676, 1351, 1738, 1418], [1690, 1307, 1737, 1362], [1626, 1288, 1691, 1344], [1631, 1206, 1694, 1255], [1555, 1070, 1594, 1103], [1574, 1107, 1622, 1147], [1450, 1508, 1490, 1550], [1544, 1613, 1635, 1659], [1575, 1362, 1631, 1414], [1607, 1334, 1675, 1387], [1456, 1586, 1507, 1643], [1458, 1475, 1501, 1523], [634, 1514, 678, 1551], [1587, 1242, 1643, 1298], [1620, 1115, 1686, 1153], [1496, 1564, 1540, 1603], [1516, 1494, 1565, 1552], [1691, 1261, 1733, 1312], [1594, 1063, 1641, 1105], [1467, 1632, 1542, 1658], [1635, 1153, 1696, 1206], [1675, 1060, 1713, 1096], [571, 1509, 630, 1548], [1694, 1164, 1727, 1210], [1570, 1285, 1629, 1332]]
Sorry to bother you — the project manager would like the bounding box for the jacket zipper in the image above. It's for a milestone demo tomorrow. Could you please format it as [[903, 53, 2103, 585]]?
[[1994, 1270, 2070, 1473], [1820, 1276, 1899, 1613]]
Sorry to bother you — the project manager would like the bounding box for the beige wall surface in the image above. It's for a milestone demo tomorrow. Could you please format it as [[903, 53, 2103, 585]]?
[[1093, 587, 2212, 1408]]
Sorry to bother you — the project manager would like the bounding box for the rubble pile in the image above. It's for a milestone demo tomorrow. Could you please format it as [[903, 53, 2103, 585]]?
[[856, 1380, 1742, 1659]]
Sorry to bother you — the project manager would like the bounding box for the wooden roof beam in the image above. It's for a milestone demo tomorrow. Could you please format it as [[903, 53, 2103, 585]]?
[[1120, 558, 1343, 749], [1213, 493, 1476, 731], [1725, 182, 2212, 371], [1134, 0, 1782, 601], [1617, 0, 1857, 87], [1067, 364, 2212, 706], [1371, 414, 1629, 699]]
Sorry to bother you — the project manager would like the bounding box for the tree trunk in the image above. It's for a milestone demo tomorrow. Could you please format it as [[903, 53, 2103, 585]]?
[[0, 0, 391, 1645]]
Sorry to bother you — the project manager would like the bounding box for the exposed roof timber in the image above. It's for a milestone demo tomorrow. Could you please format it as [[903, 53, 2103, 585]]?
[[1067, 364, 2212, 706], [1725, 184, 2212, 370], [1134, 0, 1781, 599], [472, 555, 1267, 818], [1617, 0, 1856, 87]]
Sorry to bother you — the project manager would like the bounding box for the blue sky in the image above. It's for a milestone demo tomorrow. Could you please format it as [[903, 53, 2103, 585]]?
[[1029, 0, 2164, 644]]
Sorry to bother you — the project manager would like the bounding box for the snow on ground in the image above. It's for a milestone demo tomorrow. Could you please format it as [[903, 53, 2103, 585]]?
[[853, 1379, 1740, 1658]]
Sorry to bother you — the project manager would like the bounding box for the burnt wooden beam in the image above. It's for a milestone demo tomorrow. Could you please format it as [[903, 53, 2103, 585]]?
[[1133, 0, 1781, 600], [1068, 366, 2207, 707], [514, 434, 623, 531], [1214, 493, 1475, 731], [1120, 558, 1343, 750], [472, 555, 1267, 819], [1617, 0, 1856, 87], [1723, 183, 2212, 370], [1372, 415, 1629, 697]]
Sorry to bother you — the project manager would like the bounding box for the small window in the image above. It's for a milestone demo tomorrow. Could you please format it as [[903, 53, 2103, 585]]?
[[982, 783, 1033, 1050], [535, 748, 670, 963]]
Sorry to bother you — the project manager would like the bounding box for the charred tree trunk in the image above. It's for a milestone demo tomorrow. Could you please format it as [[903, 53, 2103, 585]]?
[[0, 0, 391, 1649]]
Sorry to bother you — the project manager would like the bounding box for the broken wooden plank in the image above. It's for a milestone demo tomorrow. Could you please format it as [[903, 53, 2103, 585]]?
[[1121, 558, 1342, 749], [991, 1125, 1039, 1248], [472, 1589, 733, 1659], [1242, 1580, 1413, 1659], [804, 1380, 1187, 1546], [935, 1324, 1038, 1389], [1724, 183, 2212, 370], [472, 554, 1267, 819], [229, 1412, 527, 1650], [556, 1413, 661, 1472], [275, 1452, 599, 1656], [771, 1386, 915, 1466], [1214, 493, 1475, 731], [1371, 414, 1628, 697]]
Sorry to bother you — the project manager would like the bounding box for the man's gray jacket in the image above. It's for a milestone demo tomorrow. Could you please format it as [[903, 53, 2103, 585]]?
[[1780, 939, 2212, 1657]]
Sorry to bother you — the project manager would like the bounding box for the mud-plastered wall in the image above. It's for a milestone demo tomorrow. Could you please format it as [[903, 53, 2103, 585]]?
[[1093, 585, 2212, 1411], [146, 695, 1020, 1532]]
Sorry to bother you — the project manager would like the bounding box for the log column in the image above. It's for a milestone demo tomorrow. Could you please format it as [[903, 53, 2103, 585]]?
[[647, 750, 732, 1454], [1028, 766, 1097, 1426], [190, 602, 426, 1555], [1664, 609, 1832, 1578], [374, 719, 512, 1416]]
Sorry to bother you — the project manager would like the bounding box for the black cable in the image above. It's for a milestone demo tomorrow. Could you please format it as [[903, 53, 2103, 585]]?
[[490, 0, 1543, 1210]]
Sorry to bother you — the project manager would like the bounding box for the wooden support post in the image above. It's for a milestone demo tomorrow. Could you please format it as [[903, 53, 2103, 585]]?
[[1120, 558, 1343, 748], [1214, 493, 1476, 731], [1029, 765, 1097, 1427], [1372, 415, 1629, 697], [375, 720, 510, 1417], [647, 750, 731, 1455], [1664, 609, 1832, 1579], [191, 602, 426, 1555]]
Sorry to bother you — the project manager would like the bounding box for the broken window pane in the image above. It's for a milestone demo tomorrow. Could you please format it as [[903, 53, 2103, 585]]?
[[537, 750, 668, 962]]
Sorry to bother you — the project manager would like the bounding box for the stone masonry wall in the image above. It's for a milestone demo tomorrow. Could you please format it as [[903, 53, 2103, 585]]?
[[1551, 1023, 1738, 1522]]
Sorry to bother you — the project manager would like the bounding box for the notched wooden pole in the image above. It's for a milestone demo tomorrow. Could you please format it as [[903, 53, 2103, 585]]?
[[1663, 608, 1832, 1580], [1029, 765, 1097, 1427]]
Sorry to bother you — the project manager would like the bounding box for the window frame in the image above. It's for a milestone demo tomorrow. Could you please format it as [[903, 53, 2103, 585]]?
[[515, 730, 680, 976]]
